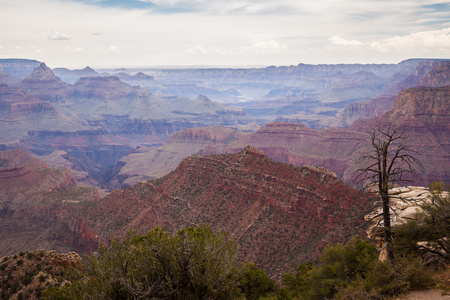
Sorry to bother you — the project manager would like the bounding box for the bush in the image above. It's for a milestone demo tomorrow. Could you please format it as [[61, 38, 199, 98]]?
[[282, 237, 378, 299], [239, 262, 279, 299], [393, 181, 450, 264], [281, 237, 434, 299], [42, 224, 243, 300], [364, 256, 434, 297]]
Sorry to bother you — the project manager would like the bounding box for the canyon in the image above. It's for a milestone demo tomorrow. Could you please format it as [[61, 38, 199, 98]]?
[[2, 58, 448, 191], [0, 57, 448, 277], [0, 146, 374, 277], [112, 69, 450, 188]]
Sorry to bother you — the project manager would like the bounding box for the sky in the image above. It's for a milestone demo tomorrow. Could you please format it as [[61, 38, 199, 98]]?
[[1, 0, 450, 69]]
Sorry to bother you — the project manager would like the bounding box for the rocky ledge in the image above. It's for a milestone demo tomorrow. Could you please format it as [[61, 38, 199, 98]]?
[[366, 185, 449, 259]]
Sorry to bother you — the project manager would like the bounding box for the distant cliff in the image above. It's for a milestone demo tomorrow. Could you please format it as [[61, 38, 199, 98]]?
[[0, 150, 99, 257]]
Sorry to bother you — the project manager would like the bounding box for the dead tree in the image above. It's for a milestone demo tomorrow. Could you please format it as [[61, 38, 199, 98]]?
[[356, 125, 420, 261]]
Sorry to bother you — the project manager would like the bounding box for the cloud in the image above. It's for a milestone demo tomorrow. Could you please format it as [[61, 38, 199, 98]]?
[[47, 29, 71, 40], [107, 45, 121, 54], [370, 28, 450, 52], [330, 28, 450, 53], [177, 40, 291, 57], [74, 47, 85, 53], [329, 36, 364, 47]]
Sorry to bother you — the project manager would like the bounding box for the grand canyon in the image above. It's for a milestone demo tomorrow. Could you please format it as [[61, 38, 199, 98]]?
[[0, 58, 449, 292]]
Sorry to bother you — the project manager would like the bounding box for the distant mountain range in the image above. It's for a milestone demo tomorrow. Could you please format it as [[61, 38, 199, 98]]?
[[111, 62, 450, 189]]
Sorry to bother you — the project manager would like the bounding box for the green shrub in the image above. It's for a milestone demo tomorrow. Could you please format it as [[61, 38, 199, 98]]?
[[16, 259, 23, 266], [239, 262, 279, 299], [364, 255, 434, 297], [282, 237, 378, 299], [393, 181, 450, 264], [42, 224, 242, 300], [281, 237, 434, 300]]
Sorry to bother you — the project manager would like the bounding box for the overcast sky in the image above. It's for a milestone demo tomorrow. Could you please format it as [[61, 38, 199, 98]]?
[[1, 0, 450, 69]]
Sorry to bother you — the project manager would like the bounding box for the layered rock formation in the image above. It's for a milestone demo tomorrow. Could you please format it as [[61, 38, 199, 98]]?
[[73, 76, 136, 99], [0, 146, 373, 277], [109, 126, 251, 188], [0, 85, 90, 146], [78, 146, 373, 276], [348, 85, 450, 184], [18, 63, 70, 101], [0, 150, 99, 256], [0, 67, 20, 85], [1, 63, 254, 190], [419, 61, 450, 87], [333, 59, 443, 127], [114, 80, 450, 189], [0, 59, 40, 79]]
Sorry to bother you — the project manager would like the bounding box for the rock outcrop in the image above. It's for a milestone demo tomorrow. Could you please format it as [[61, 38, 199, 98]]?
[[365, 186, 449, 260], [18, 63, 70, 101], [0, 58, 41, 79], [0, 249, 81, 300], [0, 150, 99, 257], [109, 126, 249, 188], [73, 76, 137, 99], [419, 61, 450, 87]]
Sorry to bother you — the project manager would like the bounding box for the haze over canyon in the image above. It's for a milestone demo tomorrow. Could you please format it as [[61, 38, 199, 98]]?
[[0, 57, 449, 276]]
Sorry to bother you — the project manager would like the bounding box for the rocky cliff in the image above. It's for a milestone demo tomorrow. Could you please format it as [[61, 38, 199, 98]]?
[[0, 67, 20, 85], [72, 76, 137, 99], [0, 150, 99, 257], [18, 63, 70, 101], [333, 60, 443, 127], [109, 126, 250, 188], [418, 61, 450, 87], [0, 85, 90, 145], [115, 82, 450, 189], [0, 59, 41, 79], [78, 146, 373, 276]]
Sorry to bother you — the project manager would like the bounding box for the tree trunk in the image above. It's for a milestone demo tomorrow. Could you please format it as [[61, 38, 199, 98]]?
[[382, 192, 394, 261]]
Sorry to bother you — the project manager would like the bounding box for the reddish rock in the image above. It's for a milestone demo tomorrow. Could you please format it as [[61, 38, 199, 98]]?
[[81, 146, 373, 276], [419, 61, 450, 87], [0, 149, 99, 256]]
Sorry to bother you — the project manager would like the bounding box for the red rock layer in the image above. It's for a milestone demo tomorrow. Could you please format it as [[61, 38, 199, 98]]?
[[0, 149, 99, 256], [80, 146, 373, 276]]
